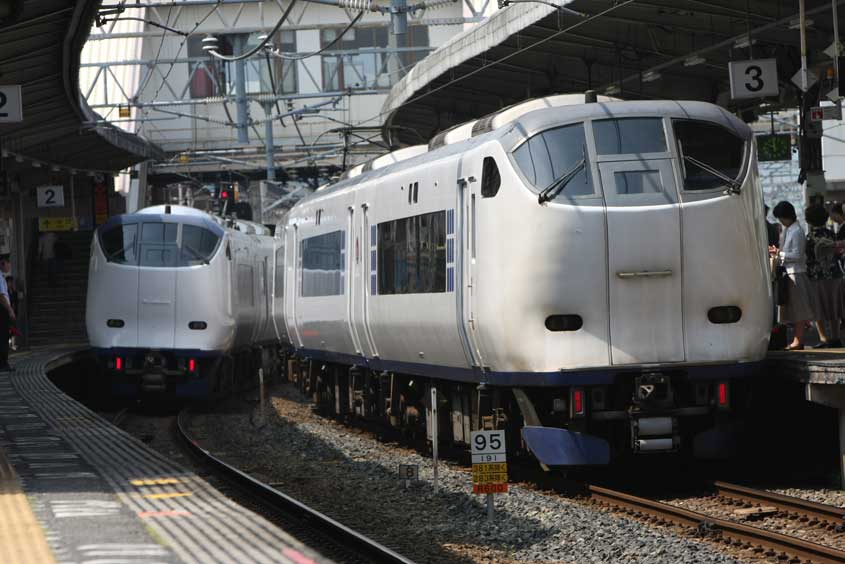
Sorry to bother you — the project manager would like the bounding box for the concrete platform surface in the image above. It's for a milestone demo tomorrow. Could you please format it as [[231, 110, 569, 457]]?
[[0, 347, 330, 564], [768, 349, 845, 384]]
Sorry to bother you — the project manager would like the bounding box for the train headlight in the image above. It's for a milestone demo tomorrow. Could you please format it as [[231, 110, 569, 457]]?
[[107, 319, 125, 328], [707, 306, 742, 324], [189, 321, 207, 330]]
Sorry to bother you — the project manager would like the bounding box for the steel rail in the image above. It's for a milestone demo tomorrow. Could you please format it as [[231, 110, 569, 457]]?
[[588, 485, 845, 564], [176, 409, 415, 564], [714, 481, 845, 529]]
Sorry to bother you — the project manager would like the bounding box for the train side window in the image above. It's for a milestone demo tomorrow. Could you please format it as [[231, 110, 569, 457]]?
[[274, 248, 285, 298], [300, 230, 344, 297], [100, 223, 138, 264], [238, 264, 255, 306], [377, 210, 446, 295], [512, 122, 593, 198], [594, 118, 667, 155], [673, 120, 745, 191], [481, 157, 501, 198]]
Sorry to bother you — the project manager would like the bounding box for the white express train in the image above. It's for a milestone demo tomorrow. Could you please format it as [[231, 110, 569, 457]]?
[[86, 205, 280, 397], [88, 95, 772, 464]]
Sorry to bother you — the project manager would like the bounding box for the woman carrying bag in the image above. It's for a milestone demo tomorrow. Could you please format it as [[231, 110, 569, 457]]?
[[770, 201, 815, 350]]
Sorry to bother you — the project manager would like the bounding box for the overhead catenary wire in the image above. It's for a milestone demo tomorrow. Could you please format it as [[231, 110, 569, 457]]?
[[206, 0, 298, 62]]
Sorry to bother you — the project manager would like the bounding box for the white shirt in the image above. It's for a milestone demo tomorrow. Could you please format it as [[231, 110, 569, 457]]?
[[0, 275, 10, 303], [778, 221, 807, 274]]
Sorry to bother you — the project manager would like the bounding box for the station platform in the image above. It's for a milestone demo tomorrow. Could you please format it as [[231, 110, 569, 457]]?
[[0, 347, 327, 564], [768, 349, 845, 489]]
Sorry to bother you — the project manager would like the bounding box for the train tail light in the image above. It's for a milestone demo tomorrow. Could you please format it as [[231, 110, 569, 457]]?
[[115, 356, 123, 371], [717, 382, 729, 409], [188, 358, 196, 373], [571, 387, 585, 418]]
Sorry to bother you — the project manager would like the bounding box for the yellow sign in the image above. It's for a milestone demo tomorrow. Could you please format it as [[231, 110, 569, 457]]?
[[118, 105, 131, 118], [38, 217, 75, 232], [472, 462, 508, 486]]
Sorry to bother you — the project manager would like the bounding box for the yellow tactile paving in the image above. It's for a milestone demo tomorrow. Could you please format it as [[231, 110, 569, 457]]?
[[0, 447, 56, 564]]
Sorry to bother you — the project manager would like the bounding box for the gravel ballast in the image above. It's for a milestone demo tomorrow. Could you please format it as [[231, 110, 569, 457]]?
[[191, 383, 752, 564]]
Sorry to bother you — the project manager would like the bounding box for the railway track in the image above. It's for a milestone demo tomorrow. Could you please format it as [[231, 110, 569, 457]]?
[[176, 408, 416, 564], [713, 481, 845, 531], [589, 484, 845, 564]]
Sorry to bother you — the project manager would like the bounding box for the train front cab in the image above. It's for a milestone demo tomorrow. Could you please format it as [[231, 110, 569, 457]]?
[[87, 209, 231, 399], [492, 105, 770, 466]]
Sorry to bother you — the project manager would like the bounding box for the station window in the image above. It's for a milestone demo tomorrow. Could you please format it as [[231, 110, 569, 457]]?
[[673, 120, 745, 191], [512, 122, 593, 198], [377, 211, 446, 295], [321, 25, 429, 90], [301, 231, 344, 297], [100, 224, 138, 264], [593, 118, 667, 155]]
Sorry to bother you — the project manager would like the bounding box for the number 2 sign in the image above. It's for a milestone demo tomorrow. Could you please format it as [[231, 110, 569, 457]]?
[[0, 86, 22, 123], [729, 59, 779, 99], [37, 185, 65, 208]]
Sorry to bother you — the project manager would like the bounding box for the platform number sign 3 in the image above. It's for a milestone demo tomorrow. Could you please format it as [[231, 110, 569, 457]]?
[[728, 59, 779, 99], [37, 185, 65, 208], [0, 86, 22, 123]]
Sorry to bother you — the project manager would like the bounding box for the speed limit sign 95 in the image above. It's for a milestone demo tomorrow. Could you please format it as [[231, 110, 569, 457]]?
[[729, 59, 779, 99]]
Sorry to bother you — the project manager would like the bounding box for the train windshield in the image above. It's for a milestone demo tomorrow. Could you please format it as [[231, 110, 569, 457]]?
[[673, 120, 745, 191], [100, 221, 221, 267], [512, 122, 594, 199]]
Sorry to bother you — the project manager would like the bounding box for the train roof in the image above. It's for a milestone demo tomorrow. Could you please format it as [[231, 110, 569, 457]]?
[[300, 98, 751, 206], [99, 205, 272, 237]]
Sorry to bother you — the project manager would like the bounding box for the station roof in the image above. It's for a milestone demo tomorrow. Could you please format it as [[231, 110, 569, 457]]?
[[383, 0, 845, 146], [0, 0, 162, 172]]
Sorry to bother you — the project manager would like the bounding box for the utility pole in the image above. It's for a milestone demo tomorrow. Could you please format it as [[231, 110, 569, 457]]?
[[263, 102, 275, 181], [234, 35, 249, 144]]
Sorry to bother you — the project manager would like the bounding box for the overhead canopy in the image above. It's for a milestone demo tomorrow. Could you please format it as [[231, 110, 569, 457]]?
[[384, 0, 845, 146], [0, 0, 161, 171]]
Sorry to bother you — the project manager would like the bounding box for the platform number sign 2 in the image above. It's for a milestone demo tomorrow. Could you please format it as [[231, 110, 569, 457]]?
[[729, 59, 779, 100], [0, 86, 22, 123], [37, 186, 65, 208]]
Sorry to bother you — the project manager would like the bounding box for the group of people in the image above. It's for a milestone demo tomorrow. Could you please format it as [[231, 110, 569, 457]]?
[[769, 200, 845, 350]]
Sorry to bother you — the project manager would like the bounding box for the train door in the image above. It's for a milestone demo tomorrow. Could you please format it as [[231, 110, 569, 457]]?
[[137, 222, 177, 348], [457, 156, 484, 368], [346, 206, 365, 356], [286, 224, 303, 348], [357, 204, 377, 357], [598, 158, 684, 365]]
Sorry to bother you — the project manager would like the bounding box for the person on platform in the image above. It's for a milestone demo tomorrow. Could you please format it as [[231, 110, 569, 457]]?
[[771, 201, 814, 350], [38, 230, 58, 287], [804, 204, 843, 348], [0, 256, 16, 371]]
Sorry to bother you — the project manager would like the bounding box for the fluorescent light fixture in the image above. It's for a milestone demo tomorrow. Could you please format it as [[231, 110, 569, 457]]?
[[605, 85, 621, 95], [51, 165, 60, 172], [734, 35, 756, 49], [31, 161, 41, 168], [683, 55, 706, 67], [641, 70, 661, 83], [14, 156, 22, 163], [788, 17, 813, 29]]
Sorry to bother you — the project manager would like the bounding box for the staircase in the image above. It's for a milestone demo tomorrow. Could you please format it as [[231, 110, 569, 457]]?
[[27, 231, 93, 347]]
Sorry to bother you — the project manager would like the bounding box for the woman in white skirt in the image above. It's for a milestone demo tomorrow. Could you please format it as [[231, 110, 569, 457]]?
[[771, 201, 814, 350], [805, 204, 843, 348]]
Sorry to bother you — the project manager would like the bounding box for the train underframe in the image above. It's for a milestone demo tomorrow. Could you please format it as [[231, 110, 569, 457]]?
[[287, 355, 753, 465], [95, 346, 282, 400]]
